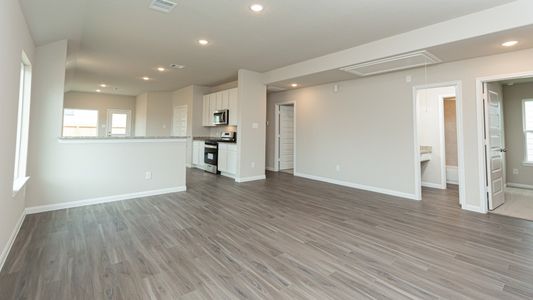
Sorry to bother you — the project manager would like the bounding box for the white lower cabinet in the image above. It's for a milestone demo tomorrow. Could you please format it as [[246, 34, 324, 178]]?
[[218, 143, 237, 176], [192, 141, 205, 169]]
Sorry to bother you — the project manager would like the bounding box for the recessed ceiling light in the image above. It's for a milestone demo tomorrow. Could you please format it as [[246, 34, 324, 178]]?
[[96, 89, 101, 93], [291, 83, 299, 88], [142, 76, 150, 81], [250, 4, 264, 12], [170, 64, 185, 69], [100, 83, 107, 88], [502, 40, 518, 47], [157, 67, 166, 72], [198, 39, 209, 46]]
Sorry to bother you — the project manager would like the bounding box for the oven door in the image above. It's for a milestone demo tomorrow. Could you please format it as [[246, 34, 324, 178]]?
[[204, 144, 218, 165], [213, 110, 228, 125]]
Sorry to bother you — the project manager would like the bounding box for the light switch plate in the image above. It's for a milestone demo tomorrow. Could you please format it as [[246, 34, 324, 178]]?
[[252, 122, 259, 129]]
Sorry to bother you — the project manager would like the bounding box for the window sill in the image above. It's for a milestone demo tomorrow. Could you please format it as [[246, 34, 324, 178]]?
[[12, 176, 30, 197], [523, 162, 533, 167]]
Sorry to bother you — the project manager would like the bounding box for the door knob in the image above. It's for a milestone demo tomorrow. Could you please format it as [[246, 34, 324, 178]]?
[[500, 148, 508, 153]]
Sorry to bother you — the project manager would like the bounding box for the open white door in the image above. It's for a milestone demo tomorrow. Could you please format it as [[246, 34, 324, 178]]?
[[278, 105, 294, 170], [484, 83, 506, 210]]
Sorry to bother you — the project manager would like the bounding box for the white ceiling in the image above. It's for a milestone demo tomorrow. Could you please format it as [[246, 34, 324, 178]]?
[[20, 0, 516, 95]]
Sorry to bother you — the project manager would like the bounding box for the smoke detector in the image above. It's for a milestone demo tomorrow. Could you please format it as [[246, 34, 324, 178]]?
[[149, 0, 177, 13]]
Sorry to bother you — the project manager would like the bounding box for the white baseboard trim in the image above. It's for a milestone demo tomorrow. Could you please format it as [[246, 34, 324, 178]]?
[[221, 172, 236, 179], [265, 167, 277, 172], [421, 181, 446, 189], [235, 175, 266, 183], [0, 210, 26, 272], [25, 186, 187, 215], [294, 172, 418, 200], [506, 182, 533, 190], [186, 164, 193, 168]]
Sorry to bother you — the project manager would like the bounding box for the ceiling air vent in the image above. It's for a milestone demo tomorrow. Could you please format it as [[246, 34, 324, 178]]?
[[149, 0, 177, 13], [340, 50, 441, 77]]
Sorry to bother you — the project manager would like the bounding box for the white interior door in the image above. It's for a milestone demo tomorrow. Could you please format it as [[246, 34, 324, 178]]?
[[278, 105, 294, 170], [107, 109, 131, 137], [173, 105, 188, 136], [484, 83, 506, 210]]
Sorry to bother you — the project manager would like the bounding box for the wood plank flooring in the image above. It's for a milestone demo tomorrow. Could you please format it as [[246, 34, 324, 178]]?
[[1, 169, 533, 299]]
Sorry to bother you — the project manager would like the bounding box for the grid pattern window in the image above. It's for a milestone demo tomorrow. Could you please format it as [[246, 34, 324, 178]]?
[[525, 100, 533, 163], [63, 109, 99, 137], [13, 53, 32, 192]]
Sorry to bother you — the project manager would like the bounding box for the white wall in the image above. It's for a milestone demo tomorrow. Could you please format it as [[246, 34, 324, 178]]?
[[0, 0, 35, 270], [503, 82, 533, 187], [267, 47, 533, 211], [237, 70, 267, 180], [417, 86, 455, 188], [135, 93, 148, 136], [26, 41, 187, 209], [64, 91, 136, 137]]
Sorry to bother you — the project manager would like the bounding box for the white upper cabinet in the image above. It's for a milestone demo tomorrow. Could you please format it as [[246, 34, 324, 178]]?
[[202, 88, 238, 127]]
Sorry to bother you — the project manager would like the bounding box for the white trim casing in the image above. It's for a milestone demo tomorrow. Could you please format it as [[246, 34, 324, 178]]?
[[265, 167, 277, 172], [295, 172, 418, 200], [0, 211, 26, 272], [235, 175, 266, 183], [25, 186, 187, 214], [422, 182, 445, 189], [412, 81, 466, 206]]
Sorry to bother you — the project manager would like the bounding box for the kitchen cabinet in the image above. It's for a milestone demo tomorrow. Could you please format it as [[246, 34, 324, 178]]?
[[218, 143, 238, 176], [202, 88, 238, 127], [192, 141, 205, 169]]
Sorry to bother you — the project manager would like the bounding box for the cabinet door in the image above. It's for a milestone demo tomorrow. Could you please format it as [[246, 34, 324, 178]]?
[[216, 92, 223, 110], [229, 88, 238, 126], [199, 142, 205, 167], [227, 149, 237, 175], [192, 141, 200, 165], [209, 94, 217, 125], [203, 95, 209, 126], [221, 90, 229, 110], [218, 147, 228, 172]]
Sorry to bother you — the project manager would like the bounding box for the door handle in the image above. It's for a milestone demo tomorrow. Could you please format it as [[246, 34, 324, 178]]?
[[499, 148, 508, 153]]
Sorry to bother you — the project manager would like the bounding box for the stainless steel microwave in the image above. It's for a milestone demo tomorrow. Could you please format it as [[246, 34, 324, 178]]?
[[213, 110, 229, 125]]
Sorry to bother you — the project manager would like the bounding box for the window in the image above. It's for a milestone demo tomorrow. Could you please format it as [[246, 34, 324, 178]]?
[[13, 52, 32, 193], [524, 99, 533, 164], [107, 109, 131, 136], [62, 109, 99, 137]]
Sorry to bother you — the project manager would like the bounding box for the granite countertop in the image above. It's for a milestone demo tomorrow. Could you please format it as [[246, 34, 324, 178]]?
[[420, 146, 433, 154], [193, 136, 237, 143], [59, 136, 189, 140]]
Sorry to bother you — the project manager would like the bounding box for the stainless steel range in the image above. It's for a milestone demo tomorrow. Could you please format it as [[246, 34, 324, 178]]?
[[204, 132, 236, 174]]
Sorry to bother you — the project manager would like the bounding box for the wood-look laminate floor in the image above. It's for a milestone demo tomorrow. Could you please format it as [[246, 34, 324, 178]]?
[[1, 170, 533, 299]]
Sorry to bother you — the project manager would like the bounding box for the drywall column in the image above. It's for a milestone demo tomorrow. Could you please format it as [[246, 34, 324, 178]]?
[[0, 0, 35, 270], [236, 70, 267, 181]]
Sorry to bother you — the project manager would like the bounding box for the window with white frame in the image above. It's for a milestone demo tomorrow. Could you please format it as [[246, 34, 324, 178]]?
[[13, 52, 32, 192], [524, 99, 533, 164], [62, 109, 99, 137]]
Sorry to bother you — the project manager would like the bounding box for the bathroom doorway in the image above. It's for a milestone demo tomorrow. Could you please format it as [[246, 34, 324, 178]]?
[[413, 82, 465, 206]]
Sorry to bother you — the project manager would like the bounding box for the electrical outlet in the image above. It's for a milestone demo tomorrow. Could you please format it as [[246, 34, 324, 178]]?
[[406, 75, 412, 83], [513, 168, 519, 175], [252, 122, 259, 129], [336, 164, 340, 172], [145, 171, 152, 180]]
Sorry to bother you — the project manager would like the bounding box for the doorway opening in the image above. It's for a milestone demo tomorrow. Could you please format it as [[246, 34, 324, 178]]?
[[477, 73, 533, 221], [274, 103, 295, 175], [413, 82, 466, 206]]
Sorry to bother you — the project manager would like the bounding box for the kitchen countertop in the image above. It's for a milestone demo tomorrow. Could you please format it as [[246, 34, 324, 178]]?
[[193, 136, 237, 143], [420, 146, 433, 154]]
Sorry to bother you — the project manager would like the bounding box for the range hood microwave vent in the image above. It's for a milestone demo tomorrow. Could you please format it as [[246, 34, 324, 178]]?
[[340, 50, 441, 77], [149, 0, 177, 13]]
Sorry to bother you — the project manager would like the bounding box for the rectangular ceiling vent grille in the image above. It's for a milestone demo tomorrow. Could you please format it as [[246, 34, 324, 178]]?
[[340, 50, 441, 77], [149, 0, 177, 13]]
